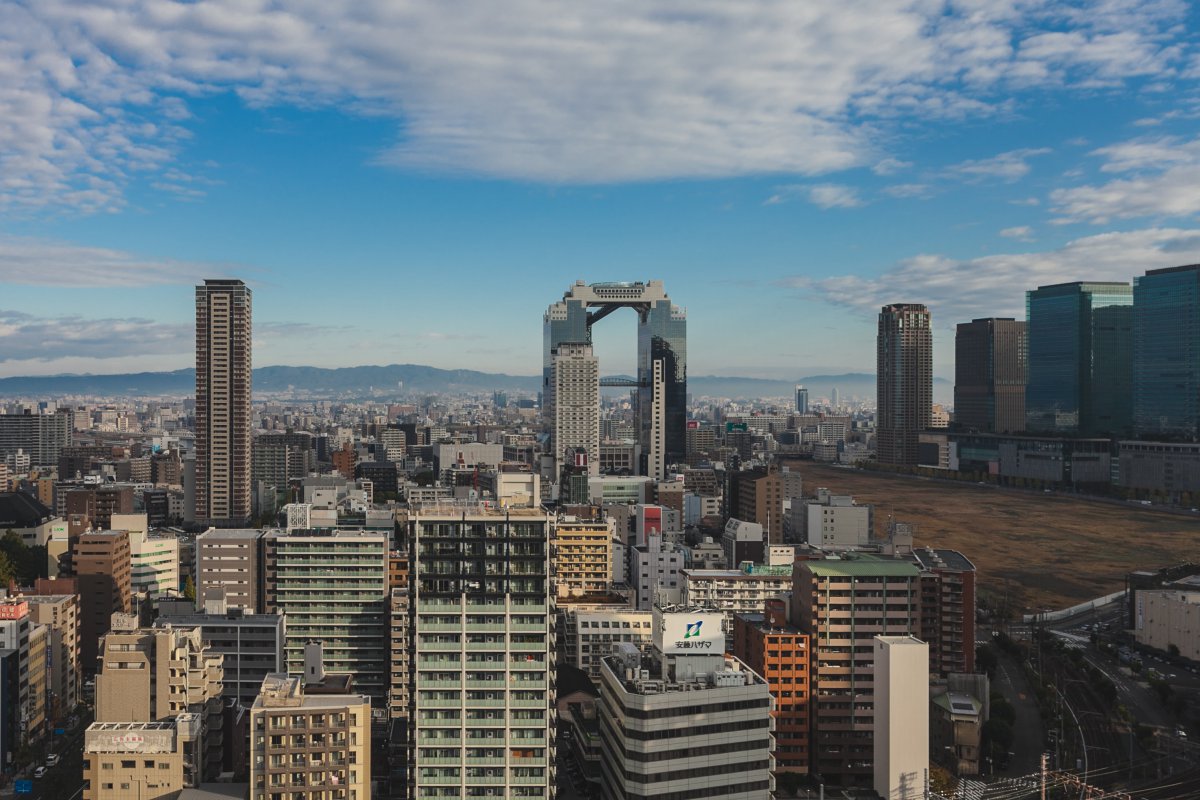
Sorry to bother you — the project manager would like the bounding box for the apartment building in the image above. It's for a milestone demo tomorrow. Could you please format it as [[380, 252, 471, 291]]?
[[73, 530, 132, 670], [552, 515, 613, 598], [195, 528, 265, 612], [681, 564, 793, 646]]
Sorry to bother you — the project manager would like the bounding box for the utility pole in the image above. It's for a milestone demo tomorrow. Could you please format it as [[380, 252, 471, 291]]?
[[1041, 752, 1049, 800]]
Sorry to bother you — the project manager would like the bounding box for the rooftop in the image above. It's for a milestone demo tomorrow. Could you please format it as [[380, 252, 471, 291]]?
[[0, 492, 55, 528], [802, 554, 920, 578]]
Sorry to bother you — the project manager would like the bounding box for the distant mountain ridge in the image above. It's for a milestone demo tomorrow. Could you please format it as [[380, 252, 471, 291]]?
[[0, 365, 951, 403]]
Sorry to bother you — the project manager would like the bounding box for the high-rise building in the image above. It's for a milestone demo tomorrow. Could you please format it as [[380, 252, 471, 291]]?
[[792, 555, 920, 787], [0, 409, 73, 468], [195, 279, 253, 527], [73, 530, 132, 670], [95, 614, 225, 780], [249, 673, 372, 800], [548, 342, 601, 477], [544, 281, 687, 478], [795, 385, 809, 414], [877, 304, 932, 466], [873, 635, 929, 800], [954, 318, 1027, 433], [24, 593, 80, 720], [733, 602, 811, 776], [1134, 264, 1200, 439], [597, 607, 774, 800], [263, 530, 389, 705], [410, 507, 555, 799], [1026, 281, 1133, 436], [552, 514, 613, 598], [195, 528, 265, 612]]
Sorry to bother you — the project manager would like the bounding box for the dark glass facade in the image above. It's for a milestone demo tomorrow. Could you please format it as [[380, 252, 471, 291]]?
[[954, 318, 1027, 433], [1134, 265, 1200, 439], [1025, 282, 1132, 436]]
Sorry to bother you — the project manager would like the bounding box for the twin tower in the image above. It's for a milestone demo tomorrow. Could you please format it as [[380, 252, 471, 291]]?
[[543, 281, 687, 482]]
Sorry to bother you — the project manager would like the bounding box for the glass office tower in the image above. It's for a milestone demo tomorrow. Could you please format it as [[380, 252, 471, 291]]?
[[1025, 281, 1132, 436], [1134, 264, 1200, 439]]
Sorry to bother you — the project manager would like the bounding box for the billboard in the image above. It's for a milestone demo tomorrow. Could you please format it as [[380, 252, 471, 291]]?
[[653, 608, 725, 655], [725, 422, 749, 433]]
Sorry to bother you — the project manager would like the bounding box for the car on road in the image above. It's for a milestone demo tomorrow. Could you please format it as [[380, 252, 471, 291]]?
[[33, 767, 47, 779], [45, 754, 59, 767]]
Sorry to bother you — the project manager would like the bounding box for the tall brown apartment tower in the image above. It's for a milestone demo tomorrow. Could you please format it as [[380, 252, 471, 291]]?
[[73, 530, 132, 670], [195, 279, 253, 527], [876, 303, 932, 466], [954, 318, 1027, 433]]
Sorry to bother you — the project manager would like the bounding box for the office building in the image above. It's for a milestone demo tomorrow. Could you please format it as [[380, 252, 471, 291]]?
[[794, 489, 873, 550], [563, 607, 653, 682], [1134, 264, 1200, 438], [95, 614, 225, 780], [631, 536, 685, 611], [1134, 590, 1200, 661], [0, 409, 72, 468], [873, 635, 929, 800], [73, 530, 132, 670], [195, 278, 253, 527], [249, 673, 372, 800], [877, 304, 933, 466], [681, 564, 793, 647], [733, 603, 811, 776], [196, 528, 265, 612], [597, 607, 774, 800], [129, 529, 181, 599], [544, 281, 687, 478], [1026, 281, 1133, 436], [954, 318, 1027, 434], [552, 514, 613, 598], [792, 555, 920, 787], [83, 717, 201, 800], [548, 342, 601, 478], [156, 602, 286, 709], [24, 593, 80, 719], [729, 467, 803, 544], [795, 385, 809, 414], [0, 492, 63, 548], [411, 507, 554, 799], [263, 530, 389, 704], [723, 518, 765, 566]]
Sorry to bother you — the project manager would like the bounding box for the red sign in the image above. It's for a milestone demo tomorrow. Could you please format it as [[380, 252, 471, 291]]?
[[0, 602, 28, 620]]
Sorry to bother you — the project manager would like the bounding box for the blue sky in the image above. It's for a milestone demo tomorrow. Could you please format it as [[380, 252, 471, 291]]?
[[3, 0, 1200, 381]]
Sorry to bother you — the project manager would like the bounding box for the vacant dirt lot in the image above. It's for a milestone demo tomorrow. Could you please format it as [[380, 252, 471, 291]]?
[[785, 462, 1200, 611]]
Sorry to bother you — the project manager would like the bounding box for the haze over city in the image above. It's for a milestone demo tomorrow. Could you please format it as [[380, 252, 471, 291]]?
[[4, 1, 1200, 379]]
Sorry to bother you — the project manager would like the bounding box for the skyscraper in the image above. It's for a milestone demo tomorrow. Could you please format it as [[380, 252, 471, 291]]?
[[410, 507, 554, 798], [195, 279, 253, 527], [1134, 264, 1200, 439], [548, 342, 600, 477], [544, 281, 686, 479], [795, 384, 809, 414], [876, 304, 932, 466], [954, 318, 1027, 433], [1025, 281, 1132, 436]]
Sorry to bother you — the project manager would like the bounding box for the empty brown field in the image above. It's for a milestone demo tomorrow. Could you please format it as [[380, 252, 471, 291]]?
[[785, 462, 1200, 612]]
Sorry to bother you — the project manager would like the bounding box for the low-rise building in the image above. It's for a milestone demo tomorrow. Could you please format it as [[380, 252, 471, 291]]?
[[1135, 590, 1200, 660], [83, 716, 202, 800]]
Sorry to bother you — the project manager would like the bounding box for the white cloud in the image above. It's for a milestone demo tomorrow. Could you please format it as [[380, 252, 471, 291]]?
[[872, 158, 912, 176], [999, 225, 1034, 241], [882, 183, 933, 199], [0, 0, 1194, 210], [1052, 136, 1200, 223], [807, 184, 863, 209], [783, 227, 1200, 321], [0, 235, 230, 286], [0, 308, 190, 362], [948, 148, 1052, 182]]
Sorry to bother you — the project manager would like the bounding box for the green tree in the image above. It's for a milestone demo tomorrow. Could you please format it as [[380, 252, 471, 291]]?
[[0, 550, 15, 587], [183, 575, 196, 601]]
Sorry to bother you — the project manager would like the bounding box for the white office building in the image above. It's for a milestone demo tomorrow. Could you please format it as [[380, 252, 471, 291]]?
[[874, 635, 929, 800], [549, 342, 600, 477]]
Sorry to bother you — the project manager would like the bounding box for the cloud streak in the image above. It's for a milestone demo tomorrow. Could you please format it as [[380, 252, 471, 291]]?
[[0, 235, 226, 286], [783, 227, 1200, 322], [0, 308, 191, 362], [0, 0, 1194, 211]]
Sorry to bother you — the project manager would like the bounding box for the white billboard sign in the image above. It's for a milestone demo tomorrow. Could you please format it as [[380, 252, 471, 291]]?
[[653, 609, 725, 655]]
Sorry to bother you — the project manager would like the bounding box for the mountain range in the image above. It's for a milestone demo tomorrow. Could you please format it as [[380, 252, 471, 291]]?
[[0, 365, 951, 403]]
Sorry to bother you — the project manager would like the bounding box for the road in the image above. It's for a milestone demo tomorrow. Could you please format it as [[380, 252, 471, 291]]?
[[990, 643, 1044, 777]]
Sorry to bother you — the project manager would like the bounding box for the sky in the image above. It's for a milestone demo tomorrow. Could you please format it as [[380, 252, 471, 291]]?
[[2, 0, 1200, 382]]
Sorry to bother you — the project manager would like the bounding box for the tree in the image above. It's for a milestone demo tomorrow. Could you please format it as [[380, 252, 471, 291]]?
[[0, 551, 14, 587], [183, 575, 196, 601]]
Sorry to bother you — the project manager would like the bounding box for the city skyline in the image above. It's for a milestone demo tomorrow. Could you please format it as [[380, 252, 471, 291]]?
[[3, 2, 1200, 381]]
